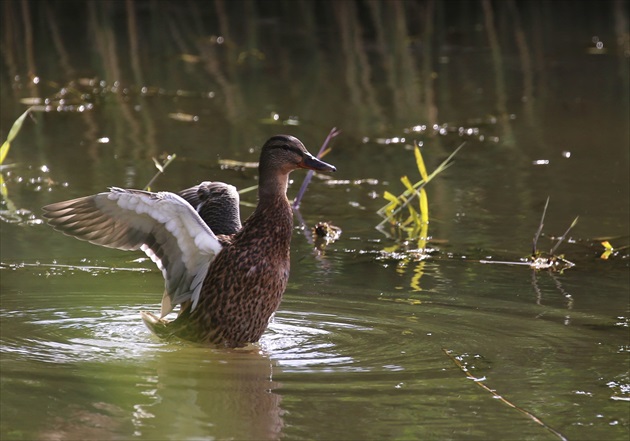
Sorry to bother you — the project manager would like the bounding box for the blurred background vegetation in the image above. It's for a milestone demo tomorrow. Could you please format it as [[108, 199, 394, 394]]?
[[2, 0, 628, 139]]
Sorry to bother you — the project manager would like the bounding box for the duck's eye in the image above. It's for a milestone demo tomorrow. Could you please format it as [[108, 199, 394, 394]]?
[[280, 144, 299, 155]]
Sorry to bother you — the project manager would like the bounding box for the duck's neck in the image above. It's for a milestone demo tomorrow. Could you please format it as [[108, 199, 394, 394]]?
[[257, 169, 290, 205], [238, 171, 293, 254]]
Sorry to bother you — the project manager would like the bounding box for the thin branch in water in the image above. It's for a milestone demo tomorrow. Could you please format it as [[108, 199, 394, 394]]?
[[293, 127, 340, 209], [1, 262, 151, 273], [442, 348, 568, 441]]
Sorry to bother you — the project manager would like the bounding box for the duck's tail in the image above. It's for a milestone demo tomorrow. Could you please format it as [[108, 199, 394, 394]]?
[[140, 311, 174, 339]]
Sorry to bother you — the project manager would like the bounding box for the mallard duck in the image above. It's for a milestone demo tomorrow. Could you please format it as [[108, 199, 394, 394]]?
[[42, 135, 336, 347]]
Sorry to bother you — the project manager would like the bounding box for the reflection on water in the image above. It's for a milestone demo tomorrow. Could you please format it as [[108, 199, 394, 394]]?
[[137, 347, 284, 440], [2, 252, 629, 439], [2, 298, 285, 439]]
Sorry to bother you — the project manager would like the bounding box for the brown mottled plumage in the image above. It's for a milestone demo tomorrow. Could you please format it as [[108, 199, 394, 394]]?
[[42, 135, 336, 348]]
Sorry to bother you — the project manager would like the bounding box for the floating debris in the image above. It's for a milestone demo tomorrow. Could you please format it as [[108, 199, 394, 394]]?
[[218, 159, 259, 170], [168, 112, 199, 122], [312, 221, 342, 246], [480, 197, 578, 272]]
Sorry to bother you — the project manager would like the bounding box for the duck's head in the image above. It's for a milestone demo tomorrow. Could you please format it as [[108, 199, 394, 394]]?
[[259, 135, 337, 176]]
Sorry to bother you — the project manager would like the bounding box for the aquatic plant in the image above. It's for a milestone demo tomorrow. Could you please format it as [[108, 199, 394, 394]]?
[[528, 196, 578, 271], [0, 108, 31, 167], [0, 108, 32, 220], [479, 197, 579, 272], [376, 142, 465, 251], [144, 153, 177, 191]]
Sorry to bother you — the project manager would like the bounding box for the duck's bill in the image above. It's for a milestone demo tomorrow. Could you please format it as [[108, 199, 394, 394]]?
[[300, 153, 337, 172]]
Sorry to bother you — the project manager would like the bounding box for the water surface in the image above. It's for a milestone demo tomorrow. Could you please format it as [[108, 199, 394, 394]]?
[[1, 1, 629, 440]]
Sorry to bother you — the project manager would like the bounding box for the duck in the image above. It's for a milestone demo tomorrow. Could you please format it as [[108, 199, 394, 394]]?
[[42, 135, 336, 347]]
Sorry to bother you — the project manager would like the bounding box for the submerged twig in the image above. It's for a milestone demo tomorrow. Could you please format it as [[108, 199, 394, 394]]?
[[293, 127, 340, 209], [442, 348, 568, 441]]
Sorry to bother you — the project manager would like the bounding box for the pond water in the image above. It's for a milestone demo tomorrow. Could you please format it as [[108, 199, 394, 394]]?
[[1, 1, 629, 440]]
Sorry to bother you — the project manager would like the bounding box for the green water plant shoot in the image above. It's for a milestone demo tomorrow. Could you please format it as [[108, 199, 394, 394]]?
[[1, 108, 33, 214], [376, 142, 465, 250]]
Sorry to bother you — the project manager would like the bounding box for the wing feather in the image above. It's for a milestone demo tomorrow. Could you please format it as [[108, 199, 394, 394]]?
[[43, 187, 222, 316]]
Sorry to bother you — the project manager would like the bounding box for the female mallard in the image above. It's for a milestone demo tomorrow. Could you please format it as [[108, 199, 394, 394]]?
[[42, 135, 336, 347]]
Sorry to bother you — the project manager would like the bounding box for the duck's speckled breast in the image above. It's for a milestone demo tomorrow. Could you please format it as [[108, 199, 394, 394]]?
[[186, 197, 294, 346]]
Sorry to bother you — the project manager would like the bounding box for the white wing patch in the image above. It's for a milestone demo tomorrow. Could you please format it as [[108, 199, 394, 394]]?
[[106, 189, 222, 315], [44, 188, 223, 317]]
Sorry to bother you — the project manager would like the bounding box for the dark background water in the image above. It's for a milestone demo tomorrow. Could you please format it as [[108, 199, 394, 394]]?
[[1, 1, 629, 440]]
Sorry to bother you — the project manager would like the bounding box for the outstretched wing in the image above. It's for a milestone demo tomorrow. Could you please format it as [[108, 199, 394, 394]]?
[[42, 187, 222, 316]]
